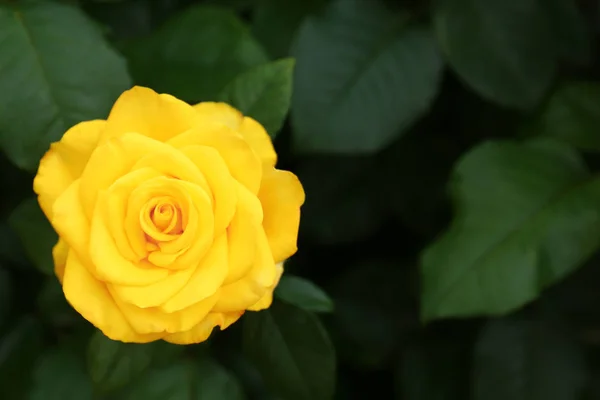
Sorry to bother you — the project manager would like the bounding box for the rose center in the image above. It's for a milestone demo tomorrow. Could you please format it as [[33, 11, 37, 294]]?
[[147, 196, 183, 235]]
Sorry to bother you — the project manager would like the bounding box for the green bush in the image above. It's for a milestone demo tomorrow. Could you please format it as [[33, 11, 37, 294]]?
[[1, 0, 599, 399]]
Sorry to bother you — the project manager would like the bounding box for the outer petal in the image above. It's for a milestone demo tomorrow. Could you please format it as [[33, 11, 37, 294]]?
[[101, 86, 198, 143], [52, 239, 69, 283], [52, 180, 93, 269], [34, 120, 105, 219], [248, 262, 284, 311], [239, 117, 277, 167], [212, 228, 276, 312], [109, 290, 219, 335], [168, 126, 262, 194], [163, 311, 243, 344], [259, 168, 305, 263], [62, 249, 162, 343], [193, 102, 243, 129]]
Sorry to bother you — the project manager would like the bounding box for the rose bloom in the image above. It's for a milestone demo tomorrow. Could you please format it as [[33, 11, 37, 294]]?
[[33, 86, 304, 344]]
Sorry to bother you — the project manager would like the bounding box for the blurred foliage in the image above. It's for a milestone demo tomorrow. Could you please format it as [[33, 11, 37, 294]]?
[[1, 0, 600, 398]]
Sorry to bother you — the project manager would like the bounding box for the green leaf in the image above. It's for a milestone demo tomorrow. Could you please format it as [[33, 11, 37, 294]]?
[[421, 140, 600, 321], [0, 0, 131, 171], [243, 301, 336, 400], [8, 198, 57, 276], [219, 58, 295, 138], [29, 348, 93, 400], [88, 330, 183, 393], [291, 0, 443, 154], [120, 359, 244, 400], [0, 317, 45, 399], [472, 315, 586, 400], [526, 82, 600, 152], [124, 5, 268, 103], [275, 275, 334, 313], [252, 0, 327, 58], [433, 0, 555, 109]]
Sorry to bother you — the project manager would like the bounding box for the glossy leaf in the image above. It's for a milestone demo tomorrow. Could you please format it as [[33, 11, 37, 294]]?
[[292, 0, 443, 154], [0, 0, 131, 171], [120, 359, 244, 400], [29, 348, 93, 400], [528, 82, 600, 152], [275, 275, 334, 313], [220, 58, 295, 137], [243, 301, 336, 400], [422, 140, 600, 320], [433, 0, 555, 109], [124, 5, 268, 103], [8, 198, 57, 276]]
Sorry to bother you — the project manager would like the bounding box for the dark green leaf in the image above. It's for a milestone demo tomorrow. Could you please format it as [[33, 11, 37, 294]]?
[[0, 317, 45, 399], [220, 58, 295, 137], [124, 5, 268, 103], [29, 348, 93, 400], [421, 140, 600, 321], [252, 0, 327, 58], [0, 0, 131, 171], [527, 82, 600, 152], [275, 275, 334, 313], [291, 0, 443, 154], [472, 315, 586, 400], [433, 0, 555, 109], [88, 330, 166, 392], [120, 359, 244, 400], [8, 198, 57, 276], [243, 301, 336, 400]]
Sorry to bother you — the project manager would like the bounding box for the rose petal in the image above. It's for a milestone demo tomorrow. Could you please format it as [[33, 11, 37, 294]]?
[[160, 233, 228, 313], [34, 120, 106, 219], [63, 249, 162, 343], [212, 228, 276, 312], [109, 289, 219, 334], [101, 86, 197, 143], [259, 168, 305, 263], [168, 126, 262, 194], [179, 145, 237, 234], [239, 117, 277, 167], [163, 311, 243, 344]]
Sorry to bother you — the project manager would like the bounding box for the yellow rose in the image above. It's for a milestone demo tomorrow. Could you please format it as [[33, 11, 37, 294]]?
[[33, 86, 305, 344]]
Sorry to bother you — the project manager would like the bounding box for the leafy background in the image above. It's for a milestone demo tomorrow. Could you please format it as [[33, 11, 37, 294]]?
[[1, 0, 600, 399]]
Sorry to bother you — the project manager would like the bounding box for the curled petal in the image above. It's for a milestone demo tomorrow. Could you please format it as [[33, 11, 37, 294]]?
[[34, 120, 106, 219], [259, 168, 305, 263]]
